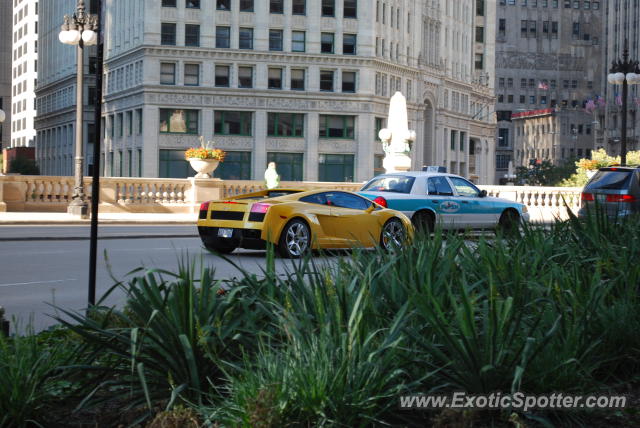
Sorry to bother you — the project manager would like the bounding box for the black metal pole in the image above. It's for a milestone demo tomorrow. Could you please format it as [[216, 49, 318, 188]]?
[[621, 77, 628, 166], [88, 0, 103, 307]]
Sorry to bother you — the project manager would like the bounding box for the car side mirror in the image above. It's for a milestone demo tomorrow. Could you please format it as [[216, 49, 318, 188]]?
[[479, 190, 487, 198], [365, 204, 376, 213]]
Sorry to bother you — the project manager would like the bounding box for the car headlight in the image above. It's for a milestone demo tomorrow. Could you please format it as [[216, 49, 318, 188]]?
[[521, 205, 528, 213]]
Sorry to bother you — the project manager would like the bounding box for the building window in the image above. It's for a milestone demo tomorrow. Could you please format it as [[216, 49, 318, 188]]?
[[186, 0, 200, 8], [291, 69, 305, 90], [292, 0, 306, 14], [240, 0, 254, 12], [292, 31, 306, 52], [498, 18, 506, 36], [215, 65, 230, 87], [217, 0, 230, 10], [344, 0, 357, 18], [268, 113, 304, 137], [126, 111, 133, 135], [267, 152, 303, 181], [159, 150, 190, 178], [162, 0, 176, 7], [496, 154, 511, 169], [117, 113, 124, 137], [498, 128, 509, 147], [160, 62, 175, 85], [268, 68, 283, 89], [239, 27, 253, 49], [322, 0, 335, 16], [476, 26, 484, 43], [270, 0, 283, 13], [474, 53, 483, 69], [136, 109, 143, 135], [214, 111, 252, 135], [159, 109, 199, 134], [185, 24, 200, 46], [342, 71, 356, 92], [319, 154, 354, 182], [216, 26, 230, 48], [184, 63, 199, 86], [213, 151, 252, 179], [321, 33, 334, 53], [343, 33, 356, 54], [320, 70, 334, 91], [319, 115, 355, 139], [530, 95, 536, 104], [269, 29, 283, 51], [238, 66, 253, 88], [161, 23, 176, 45]]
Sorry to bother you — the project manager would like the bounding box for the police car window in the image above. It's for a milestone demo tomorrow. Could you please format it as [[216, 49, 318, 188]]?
[[361, 176, 415, 193], [326, 192, 370, 210], [449, 177, 480, 197], [427, 177, 454, 196], [300, 193, 327, 205]]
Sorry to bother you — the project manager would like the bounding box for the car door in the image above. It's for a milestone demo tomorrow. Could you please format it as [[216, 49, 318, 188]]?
[[298, 192, 341, 247], [426, 176, 457, 229], [447, 176, 493, 228], [324, 191, 382, 247]]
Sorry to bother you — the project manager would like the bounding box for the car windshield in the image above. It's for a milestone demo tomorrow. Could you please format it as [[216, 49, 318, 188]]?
[[236, 190, 302, 199], [361, 176, 415, 194], [586, 171, 633, 190]]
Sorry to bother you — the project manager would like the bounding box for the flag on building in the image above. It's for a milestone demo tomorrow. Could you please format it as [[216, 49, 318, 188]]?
[[584, 99, 596, 113], [616, 93, 623, 106], [537, 81, 549, 90]]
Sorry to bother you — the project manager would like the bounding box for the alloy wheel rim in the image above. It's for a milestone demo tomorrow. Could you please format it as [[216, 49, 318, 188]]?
[[286, 223, 309, 256], [383, 220, 405, 248]]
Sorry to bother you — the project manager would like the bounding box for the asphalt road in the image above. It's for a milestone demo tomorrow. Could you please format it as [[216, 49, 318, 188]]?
[[0, 225, 330, 331]]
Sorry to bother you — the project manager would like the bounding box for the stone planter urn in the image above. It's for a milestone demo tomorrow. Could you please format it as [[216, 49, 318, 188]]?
[[188, 158, 219, 178]]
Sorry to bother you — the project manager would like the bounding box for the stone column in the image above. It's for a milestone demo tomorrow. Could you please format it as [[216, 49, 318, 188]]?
[[357, 113, 374, 181], [143, 106, 159, 177], [253, 110, 267, 180], [306, 112, 319, 181]]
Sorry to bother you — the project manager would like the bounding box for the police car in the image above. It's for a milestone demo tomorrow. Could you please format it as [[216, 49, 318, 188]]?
[[359, 170, 529, 232]]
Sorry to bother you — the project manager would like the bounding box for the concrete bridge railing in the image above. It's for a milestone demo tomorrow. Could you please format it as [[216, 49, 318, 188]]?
[[0, 175, 582, 222]]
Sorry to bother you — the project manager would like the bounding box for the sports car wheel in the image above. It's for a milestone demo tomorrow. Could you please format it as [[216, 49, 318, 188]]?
[[380, 218, 407, 251], [204, 241, 236, 254], [498, 210, 520, 237], [278, 219, 311, 258], [412, 210, 434, 235]]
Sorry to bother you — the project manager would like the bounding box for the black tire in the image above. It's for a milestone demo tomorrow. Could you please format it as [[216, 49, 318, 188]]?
[[278, 219, 311, 259], [203, 241, 236, 254], [412, 210, 435, 235], [498, 210, 520, 236], [380, 218, 407, 251]]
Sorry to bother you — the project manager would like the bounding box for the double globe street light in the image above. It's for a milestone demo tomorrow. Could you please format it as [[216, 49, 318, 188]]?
[[58, 0, 98, 217], [607, 39, 640, 166]]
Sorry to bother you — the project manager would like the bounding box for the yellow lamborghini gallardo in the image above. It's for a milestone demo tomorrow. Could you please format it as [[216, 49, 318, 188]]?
[[197, 188, 413, 258]]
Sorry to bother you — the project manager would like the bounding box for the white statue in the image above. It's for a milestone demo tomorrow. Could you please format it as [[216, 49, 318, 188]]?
[[378, 92, 416, 173], [264, 162, 280, 189]]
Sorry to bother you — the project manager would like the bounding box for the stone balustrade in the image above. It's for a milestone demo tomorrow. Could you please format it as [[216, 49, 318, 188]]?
[[0, 175, 582, 222]]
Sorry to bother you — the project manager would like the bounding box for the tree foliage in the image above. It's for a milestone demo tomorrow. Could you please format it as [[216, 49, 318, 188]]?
[[8, 156, 40, 175], [560, 148, 640, 187]]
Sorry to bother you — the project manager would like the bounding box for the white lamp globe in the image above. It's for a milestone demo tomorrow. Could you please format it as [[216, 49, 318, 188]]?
[[0, 109, 5, 123], [627, 73, 640, 84], [82, 30, 97, 45], [613, 72, 626, 84], [67, 29, 81, 45], [58, 30, 70, 44], [378, 128, 392, 142]]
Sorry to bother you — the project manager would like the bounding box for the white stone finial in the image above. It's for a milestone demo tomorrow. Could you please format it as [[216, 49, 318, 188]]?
[[379, 92, 415, 173]]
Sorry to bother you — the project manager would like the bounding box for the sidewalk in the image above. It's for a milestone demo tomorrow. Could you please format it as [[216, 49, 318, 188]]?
[[0, 211, 197, 225]]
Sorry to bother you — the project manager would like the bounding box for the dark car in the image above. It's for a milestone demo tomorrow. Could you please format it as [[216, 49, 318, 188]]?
[[578, 166, 640, 218]]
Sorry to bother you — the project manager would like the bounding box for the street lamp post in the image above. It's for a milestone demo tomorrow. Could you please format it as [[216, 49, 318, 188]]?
[[59, 0, 98, 217], [607, 39, 640, 166]]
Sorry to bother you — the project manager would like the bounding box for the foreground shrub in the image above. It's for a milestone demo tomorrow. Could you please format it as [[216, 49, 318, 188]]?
[[0, 326, 80, 428]]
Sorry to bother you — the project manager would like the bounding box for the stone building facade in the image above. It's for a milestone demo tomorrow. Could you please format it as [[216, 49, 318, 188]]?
[[600, 0, 640, 155], [35, 0, 497, 184], [0, 0, 12, 151], [494, 0, 603, 183], [9, 0, 38, 149]]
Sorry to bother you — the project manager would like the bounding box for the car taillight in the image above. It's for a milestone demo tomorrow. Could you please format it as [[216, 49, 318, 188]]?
[[606, 194, 636, 203], [222, 200, 239, 204], [200, 201, 210, 211], [251, 202, 272, 213], [581, 192, 594, 201], [373, 196, 388, 208]]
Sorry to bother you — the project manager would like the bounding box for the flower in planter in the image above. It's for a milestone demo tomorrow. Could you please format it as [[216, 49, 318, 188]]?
[[185, 136, 226, 161]]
